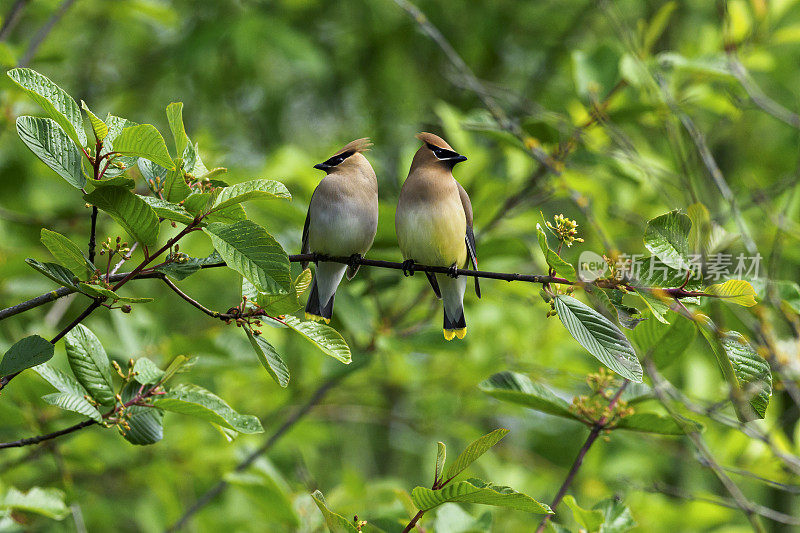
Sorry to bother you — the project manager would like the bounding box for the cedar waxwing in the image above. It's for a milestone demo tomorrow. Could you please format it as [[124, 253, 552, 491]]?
[[302, 138, 379, 323], [395, 132, 480, 340]]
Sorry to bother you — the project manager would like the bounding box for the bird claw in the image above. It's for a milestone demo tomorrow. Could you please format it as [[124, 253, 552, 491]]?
[[402, 259, 416, 277], [447, 264, 459, 278], [347, 253, 362, 270]]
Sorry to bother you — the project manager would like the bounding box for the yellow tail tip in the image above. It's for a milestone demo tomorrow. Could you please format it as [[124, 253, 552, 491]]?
[[305, 312, 330, 324], [443, 328, 466, 340]]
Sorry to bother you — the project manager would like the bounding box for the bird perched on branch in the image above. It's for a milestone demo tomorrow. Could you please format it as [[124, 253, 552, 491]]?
[[302, 138, 378, 323], [395, 132, 480, 340]]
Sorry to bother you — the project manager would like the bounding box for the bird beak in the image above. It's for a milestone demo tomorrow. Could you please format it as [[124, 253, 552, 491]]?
[[452, 154, 467, 163], [313, 163, 330, 171]]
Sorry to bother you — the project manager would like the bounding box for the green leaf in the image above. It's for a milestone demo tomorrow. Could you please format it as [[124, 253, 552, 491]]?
[[281, 315, 351, 363], [182, 192, 212, 215], [162, 167, 191, 202], [706, 279, 757, 307], [85, 175, 136, 190], [25, 258, 79, 289], [205, 202, 247, 224], [140, 196, 195, 225], [84, 186, 160, 247], [722, 331, 772, 419], [41, 228, 93, 278], [165, 102, 189, 157], [633, 288, 671, 325], [16, 116, 85, 188], [628, 256, 698, 289], [81, 100, 108, 140], [0, 335, 54, 376], [479, 371, 578, 420], [64, 324, 115, 405], [161, 355, 192, 383], [444, 428, 509, 481], [629, 314, 696, 368], [310, 490, 358, 533], [8, 68, 86, 146], [614, 413, 701, 435], [154, 383, 264, 434], [411, 479, 552, 514], [254, 268, 312, 316], [41, 391, 103, 422], [211, 179, 292, 212], [133, 357, 165, 385], [563, 495, 605, 532], [204, 220, 291, 294], [138, 158, 169, 183], [435, 441, 447, 487], [111, 124, 175, 170], [554, 296, 643, 382], [594, 498, 637, 533], [644, 211, 692, 270], [34, 363, 88, 396], [644, 1, 677, 53], [0, 487, 70, 520], [245, 329, 290, 387], [536, 224, 576, 280], [120, 381, 163, 445], [154, 251, 223, 281]]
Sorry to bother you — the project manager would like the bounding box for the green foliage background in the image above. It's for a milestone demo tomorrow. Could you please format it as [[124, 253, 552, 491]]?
[[1, 0, 799, 531]]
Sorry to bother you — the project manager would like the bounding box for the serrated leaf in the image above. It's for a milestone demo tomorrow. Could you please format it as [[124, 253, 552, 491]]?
[[182, 192, 212, 215], [133, 357, 165, 385], [41, 228, 93, 278], [81, 100, 108, 140], [8, 68, 86, 146], [1, 487, 70, 520], [0, 335, 54, 376], [614, 413, 701, 435], [411, 479, 552, 514], [16, 116, 85, 188], [255, 268, 312, 316], [245, 329, 290, 387], [154, 383, 264, 434], [154, 251, 223, 281], [555, 296, 643, 382], [84, 186, 160, 247], [140, 196, 195, 224], [204, 220, 291, 294], [479, 371, 577, 420], [644, 211, 691, 270], [85, 175, 136, 190], [595, 497, 637, 533], [111, 124, 174, 169], [64, 324, 115, 405], [629, 314, 696, 368], [722, 332, 772, 418], [166, 102, 189, 157], [310, 490, 358, 533], [162, 166, 191, 202], [444, 428, 509, 481], [120, 381, 163, 445], [281, 315, 351, 363], [41, 392, 103, 422], [211, 179, 292, 212], [435, 441, 447, 486], [25, 258, 79, 289], [706, 279, 757, 307], [563, 495, 605, 532], [34, 363, 88, 396], [138, 158, 169, 183], [536, 224, 576, 280]]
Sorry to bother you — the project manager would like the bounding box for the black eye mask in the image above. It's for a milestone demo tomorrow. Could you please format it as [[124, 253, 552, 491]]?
[[314, 150, 355, 171], [426, 143, 467, 164]]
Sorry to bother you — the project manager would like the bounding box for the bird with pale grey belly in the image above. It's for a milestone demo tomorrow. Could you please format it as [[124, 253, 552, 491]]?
[[302, 138, 379, 323], [395, 132, 480, 340]]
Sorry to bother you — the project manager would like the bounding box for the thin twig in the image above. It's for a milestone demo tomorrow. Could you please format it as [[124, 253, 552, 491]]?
[[727, 54, 800, 129], [0, 0, 30, 42], [0, 419, 95, 450], [534, 380, 629, 533], [88, 206, 98, 263], [18, 0, 78, 67], [165, 373, 348, 532]]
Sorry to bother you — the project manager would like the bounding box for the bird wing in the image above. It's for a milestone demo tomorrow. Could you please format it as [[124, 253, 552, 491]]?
[[457, 180, 481, 298], [301, 192, 313, 270]]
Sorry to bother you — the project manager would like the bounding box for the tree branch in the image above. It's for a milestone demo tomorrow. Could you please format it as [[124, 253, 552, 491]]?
[[18, 0, 78, 67], [0, 419, 96, 450], [534, 380, 629, 533], [0, 0, 30, 42]]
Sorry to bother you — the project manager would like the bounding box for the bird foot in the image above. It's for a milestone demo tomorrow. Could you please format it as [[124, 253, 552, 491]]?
[[402, 259, 416, 277], [447, 263, 459, 278], [347, 254, 362, 270]]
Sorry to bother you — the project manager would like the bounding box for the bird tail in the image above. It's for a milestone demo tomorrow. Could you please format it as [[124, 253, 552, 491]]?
[[439, 274, 468, 340], [304, 262, 346, 324]]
